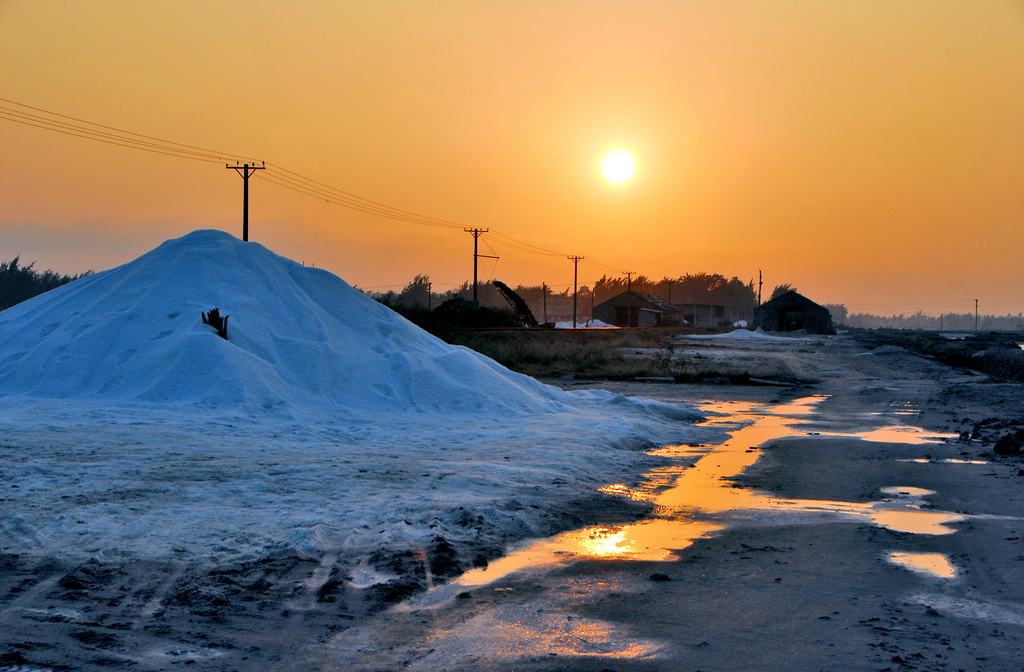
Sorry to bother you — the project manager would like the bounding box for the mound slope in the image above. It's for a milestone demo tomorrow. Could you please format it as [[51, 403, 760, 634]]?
[[0, 230, 570, 415]]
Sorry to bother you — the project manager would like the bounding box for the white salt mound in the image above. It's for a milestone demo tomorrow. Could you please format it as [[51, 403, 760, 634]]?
[[0, 230, 573, 415], [682, 327, 801, 341]]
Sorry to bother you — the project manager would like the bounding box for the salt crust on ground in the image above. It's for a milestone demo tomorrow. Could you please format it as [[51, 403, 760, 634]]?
[[681, 327, 809, 341], [0, 230, 703, 568]]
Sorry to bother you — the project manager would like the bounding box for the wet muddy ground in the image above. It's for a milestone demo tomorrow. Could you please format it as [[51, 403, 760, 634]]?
[[4, 333, 1024, 670]]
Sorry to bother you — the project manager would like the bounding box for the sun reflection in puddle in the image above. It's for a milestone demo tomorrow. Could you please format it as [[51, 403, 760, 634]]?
[[441, 519, 723, 596], [888, 552, 957, 578]]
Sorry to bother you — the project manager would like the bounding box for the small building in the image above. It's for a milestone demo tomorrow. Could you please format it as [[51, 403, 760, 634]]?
[[593, 291, 686, 328], [677, 303, 727, 328], [755, 290, 834, 334]]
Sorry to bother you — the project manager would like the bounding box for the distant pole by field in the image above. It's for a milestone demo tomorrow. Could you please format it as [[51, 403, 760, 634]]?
[[542, 282, 547, 323], [227, 161, 265, 241], [623, 271, 635, 326], [756, 269, 763, 329], [464, 228, 495, 304], [568, 256, 584, 328], [975, 299, 979, 331]]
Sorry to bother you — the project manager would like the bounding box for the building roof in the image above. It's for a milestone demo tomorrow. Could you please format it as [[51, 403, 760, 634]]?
[[595, 290, 684, 313], [758, 290, 829, 312]]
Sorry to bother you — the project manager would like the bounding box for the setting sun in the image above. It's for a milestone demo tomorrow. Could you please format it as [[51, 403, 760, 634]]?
[[600, 149, 636, 184]]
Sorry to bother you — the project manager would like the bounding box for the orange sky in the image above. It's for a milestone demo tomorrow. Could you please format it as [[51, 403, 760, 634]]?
[[2, 0, 1022, 315]]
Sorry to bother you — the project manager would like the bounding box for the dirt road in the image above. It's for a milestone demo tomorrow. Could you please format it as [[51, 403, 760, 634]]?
[[324, 333, 1024, 671]]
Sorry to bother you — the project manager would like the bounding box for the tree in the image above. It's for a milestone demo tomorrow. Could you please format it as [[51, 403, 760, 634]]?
[[770, 283, 797, 300], [0, 257, 92, 311], [398, 274, 432, 309]]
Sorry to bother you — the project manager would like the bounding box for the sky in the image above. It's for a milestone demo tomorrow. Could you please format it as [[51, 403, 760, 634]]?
[[2, 0, 1022, 316]]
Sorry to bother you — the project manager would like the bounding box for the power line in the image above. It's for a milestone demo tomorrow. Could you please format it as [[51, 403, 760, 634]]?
[[0, 98, 255, 164], [581, 257, 631, 275], [1, 97, 640, 280], [262, 162, 465, 230]]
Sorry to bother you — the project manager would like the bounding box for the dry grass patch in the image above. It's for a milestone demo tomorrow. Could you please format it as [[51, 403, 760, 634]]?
[[445, 328, 811, 383]]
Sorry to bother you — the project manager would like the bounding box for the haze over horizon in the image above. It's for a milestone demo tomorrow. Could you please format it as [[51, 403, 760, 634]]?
[[2, 1, 1022, 316]]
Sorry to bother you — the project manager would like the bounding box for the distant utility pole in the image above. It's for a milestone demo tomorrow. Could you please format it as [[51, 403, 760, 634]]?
[[975, 299, 979, 331], [227, 161, 265, 242], [464, 228, 496, 303], [568, 255, 584, 329], [666, 279, 674, 305], [542, 282, 548, 324], [623, 271, 636, 327], [756, 269, 763, 329]]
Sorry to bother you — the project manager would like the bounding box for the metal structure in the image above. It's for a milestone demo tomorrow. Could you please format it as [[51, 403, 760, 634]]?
[[493, 280, 541, 328]]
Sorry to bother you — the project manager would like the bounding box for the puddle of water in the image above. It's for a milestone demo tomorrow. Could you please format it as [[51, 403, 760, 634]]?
[[887, 551, 957, 578], [880, 486, 934, 497], [839, 426, 958, 445], [395, 599, 665, 660], [406, 395, 973, 608], [654, 396, 825, 513], [447, 519, 723, 591], [898, 458, 988, 465]]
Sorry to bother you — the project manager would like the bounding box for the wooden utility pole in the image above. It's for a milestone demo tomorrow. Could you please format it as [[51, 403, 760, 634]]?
[[623, 271, 636, 327], [975, 299, 979, 331], [464, 228, 495, 303], [227, 162, 265, 241], [756, 269, 763, 329], [542, 282, 548, 324], [568, 256, 584, 328]]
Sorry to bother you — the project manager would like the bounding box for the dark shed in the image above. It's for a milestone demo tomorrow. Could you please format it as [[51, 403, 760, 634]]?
[[592, 291, 686, 328], [755, 290, 834, 334]]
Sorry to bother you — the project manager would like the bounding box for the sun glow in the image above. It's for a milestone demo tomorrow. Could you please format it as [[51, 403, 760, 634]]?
[[600, 149, 635, 184]]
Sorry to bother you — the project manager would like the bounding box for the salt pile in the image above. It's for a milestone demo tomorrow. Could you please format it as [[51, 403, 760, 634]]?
[[0, 230, 705, 575], [0, 230, 574, 415]]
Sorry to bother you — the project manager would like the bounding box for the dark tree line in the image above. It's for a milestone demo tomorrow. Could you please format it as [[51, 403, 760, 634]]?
[[370, 271, 760, 325], [590, 272, 758, 324], [0, 257, 92, 311]]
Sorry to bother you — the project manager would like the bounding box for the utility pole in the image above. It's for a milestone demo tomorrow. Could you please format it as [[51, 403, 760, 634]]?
[[426, 281, 432, 311], [568, 255, 584, 329], [975, 299, 979, 332], [666, 279, 673, 306], [623, 271, 635, 327], [756, 269, 763, 329], [227, 161, 265, 241], [464, 228, 496, 304], [542, 282, 548, 324]]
